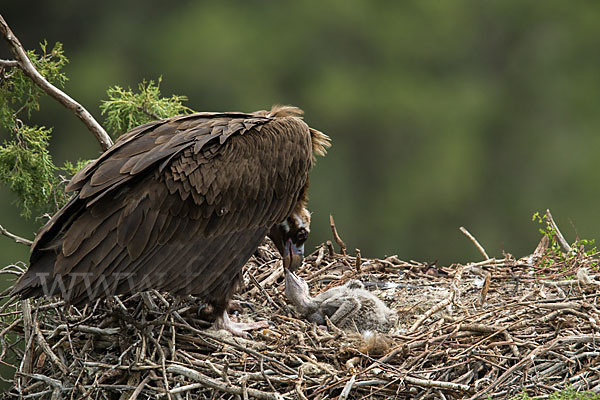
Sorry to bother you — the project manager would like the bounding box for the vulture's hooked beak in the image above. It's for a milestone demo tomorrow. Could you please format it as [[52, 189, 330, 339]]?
[[283, 238, 304, 272]]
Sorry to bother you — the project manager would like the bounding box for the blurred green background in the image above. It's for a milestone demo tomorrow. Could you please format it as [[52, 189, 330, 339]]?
[[1, 0, 600, 284]]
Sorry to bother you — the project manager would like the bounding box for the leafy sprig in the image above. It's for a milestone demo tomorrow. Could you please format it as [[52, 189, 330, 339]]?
[[100, 77, 193, 137]]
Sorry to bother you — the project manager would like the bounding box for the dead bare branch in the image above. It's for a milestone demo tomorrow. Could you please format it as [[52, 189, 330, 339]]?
[[460, 226, 489, 260], [545, 209, 572, 253], [0, 223, 32, 246], [329, 214, 347, 255], [0, 14, 113, 151]]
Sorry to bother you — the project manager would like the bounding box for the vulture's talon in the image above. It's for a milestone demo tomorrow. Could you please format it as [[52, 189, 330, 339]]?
[[212, 311, 269, 337]]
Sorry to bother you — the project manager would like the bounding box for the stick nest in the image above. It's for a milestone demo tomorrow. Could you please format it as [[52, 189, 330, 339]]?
[[1, 236, 600, 399]]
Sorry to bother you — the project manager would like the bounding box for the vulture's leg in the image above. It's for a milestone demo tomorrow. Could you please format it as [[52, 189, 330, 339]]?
[[213, 310, 269, 337]]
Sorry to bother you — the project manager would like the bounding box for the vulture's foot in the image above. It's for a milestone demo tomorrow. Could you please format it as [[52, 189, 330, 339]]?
[[213, 311, 269, 337]]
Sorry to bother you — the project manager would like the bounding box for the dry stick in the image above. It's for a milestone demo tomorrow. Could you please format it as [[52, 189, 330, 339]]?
[[409, 264, 467, 333], [313, 245, 325, 268], [15, 372, 63, 389], [329, 215, 347, 255], [502, 331, 521, 358], [306, 261, 337, 283], [248, 272, 283, 312], [294, 368, 309, 400], [468, 337, 560, 400], [0, 14, 113, 151], [33, 321, 68, 375], [171, 313, 298, 375], [408, 298, 451, 334], [248, 260, 282, 296], [168, 383, 203, 394], [459, 227, 489, 260], [326, 240, 335, 257], [145, 331, 172, 400], [0, 58, 19, 67], [355, 249, 362, 273], [167, 365, 283, 400], [339, 374, 356, 400], [126, 375, 150, 400], [20, 300, 34, 375], [0, 224, 33, 246], [0, 317, 21, 362], [478, 272, 491, 307], [404, 376, 469, 392], [545, 209, 572, 253]]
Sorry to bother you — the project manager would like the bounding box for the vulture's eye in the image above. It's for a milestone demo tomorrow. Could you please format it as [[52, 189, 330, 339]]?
[[296, 228, 308, 243]]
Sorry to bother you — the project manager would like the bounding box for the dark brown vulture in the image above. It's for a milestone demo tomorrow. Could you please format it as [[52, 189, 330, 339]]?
[[12, 105, 330, 336]]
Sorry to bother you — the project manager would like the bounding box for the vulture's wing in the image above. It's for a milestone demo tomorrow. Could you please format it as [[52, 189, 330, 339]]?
[[13, 109, 314, 306]]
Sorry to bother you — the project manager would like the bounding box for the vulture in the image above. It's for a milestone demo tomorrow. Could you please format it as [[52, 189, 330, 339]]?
[[12, 105, 330, 336]]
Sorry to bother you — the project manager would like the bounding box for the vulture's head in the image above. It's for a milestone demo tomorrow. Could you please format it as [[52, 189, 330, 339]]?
[[268, 207, 311, 272]]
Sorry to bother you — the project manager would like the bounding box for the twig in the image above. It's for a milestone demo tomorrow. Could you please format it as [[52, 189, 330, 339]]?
[[0, 224, 33, 246], [20, 300, 34, 376], [137, 105, 161, 120], [48, 324, 120, 338], [338, 374, 356, 400], [326, 240, 335, 257], [408, 298, 451, 334], [126, 375, 150, 400], [33, 321, 68, 375], [15, 373, 63, 389], [404, 376, 469, 392], [329, 215, 347, 255], [468, 338, 559, 400], [248, 272, 283, 312], [478, 272, 491, 307], [0, 14, 113, 151], [459, 227, 489, 260], [313, 245, 325, 268], [545, 209, 572, 253], [355, 249, 362, 273], [0, 58, 18, 67], [168, 383, 203, 394], [167, 365, 283, 400]]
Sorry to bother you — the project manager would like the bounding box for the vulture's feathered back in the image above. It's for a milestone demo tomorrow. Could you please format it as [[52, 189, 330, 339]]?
[[13, 105, 329, 314]]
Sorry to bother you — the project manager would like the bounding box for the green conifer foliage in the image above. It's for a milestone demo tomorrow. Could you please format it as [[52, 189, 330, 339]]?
[[0, 42, 193, 219], [100, 77, 193, 137], [0, 42, 68, 217]]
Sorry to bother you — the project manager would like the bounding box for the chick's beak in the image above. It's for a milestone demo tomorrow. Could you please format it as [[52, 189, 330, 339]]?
[[284, 268, 311, 309], [283, 238, 304, 272]]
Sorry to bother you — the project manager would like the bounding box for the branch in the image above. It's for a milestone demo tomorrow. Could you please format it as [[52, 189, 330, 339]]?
[[545, 209, 572, 253], [167, 365, 283, 400], [0, 223, 33, 246], [0, 58, 18, 67], [0, 14, 113, 151], [404, 376, 469, 392], [459, 226, 489, 260], [329, 215, 347, 255]]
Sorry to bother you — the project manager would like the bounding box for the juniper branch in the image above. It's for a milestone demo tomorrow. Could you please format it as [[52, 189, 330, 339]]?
[[0, 14, 113, 151]]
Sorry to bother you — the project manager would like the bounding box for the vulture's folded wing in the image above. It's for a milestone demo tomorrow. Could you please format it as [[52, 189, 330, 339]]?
[[13, 110, 314, 306]]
